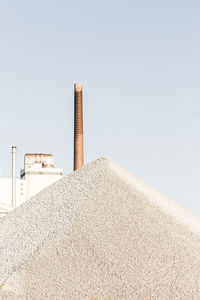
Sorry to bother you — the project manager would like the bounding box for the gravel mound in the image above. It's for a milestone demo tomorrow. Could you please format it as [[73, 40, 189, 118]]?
[[1, 157, 200, 300]]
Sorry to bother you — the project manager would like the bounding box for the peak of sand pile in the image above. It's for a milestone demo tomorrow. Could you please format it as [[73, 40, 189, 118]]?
[[1, 157, 200, 300]]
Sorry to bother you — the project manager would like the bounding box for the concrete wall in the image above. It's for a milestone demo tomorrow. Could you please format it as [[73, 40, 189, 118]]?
[[24, 167, 62, 200], [0, 178, 25, 217], [0, 158, 62, 217]]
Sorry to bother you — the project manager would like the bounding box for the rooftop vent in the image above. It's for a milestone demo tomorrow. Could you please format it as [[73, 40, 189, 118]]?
[[24, 154, 54, 169]]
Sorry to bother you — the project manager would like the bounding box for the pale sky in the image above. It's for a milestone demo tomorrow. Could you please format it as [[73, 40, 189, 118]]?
[[0, 0, 200, 215]]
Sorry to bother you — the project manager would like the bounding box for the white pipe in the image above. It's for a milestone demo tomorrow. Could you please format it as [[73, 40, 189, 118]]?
[[12, 146, 17, 209]]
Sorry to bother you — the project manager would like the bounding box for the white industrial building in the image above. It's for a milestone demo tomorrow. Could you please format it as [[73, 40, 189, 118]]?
[[0, 148, 62, 217]]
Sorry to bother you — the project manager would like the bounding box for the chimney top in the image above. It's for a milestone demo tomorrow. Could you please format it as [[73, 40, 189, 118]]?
[[74, 83, 82, 92]]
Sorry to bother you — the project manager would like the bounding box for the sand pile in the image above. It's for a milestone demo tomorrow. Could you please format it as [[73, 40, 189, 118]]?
[[1, 157, 200, 300]]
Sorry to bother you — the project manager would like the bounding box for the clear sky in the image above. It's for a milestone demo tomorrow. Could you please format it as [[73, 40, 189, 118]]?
[[0, 0, 200, 215]]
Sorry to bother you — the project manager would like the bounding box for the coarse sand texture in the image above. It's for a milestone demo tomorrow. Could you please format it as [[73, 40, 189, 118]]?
[[1, 157, 200, 300]]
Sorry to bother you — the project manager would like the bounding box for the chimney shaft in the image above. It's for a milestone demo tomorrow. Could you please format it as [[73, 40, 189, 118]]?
[[12, 146, 17, 208], [74, 83, 84, 171]]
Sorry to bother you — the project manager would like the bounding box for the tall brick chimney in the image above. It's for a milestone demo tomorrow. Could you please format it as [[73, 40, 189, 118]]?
[[74, 83, 84, 171]]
